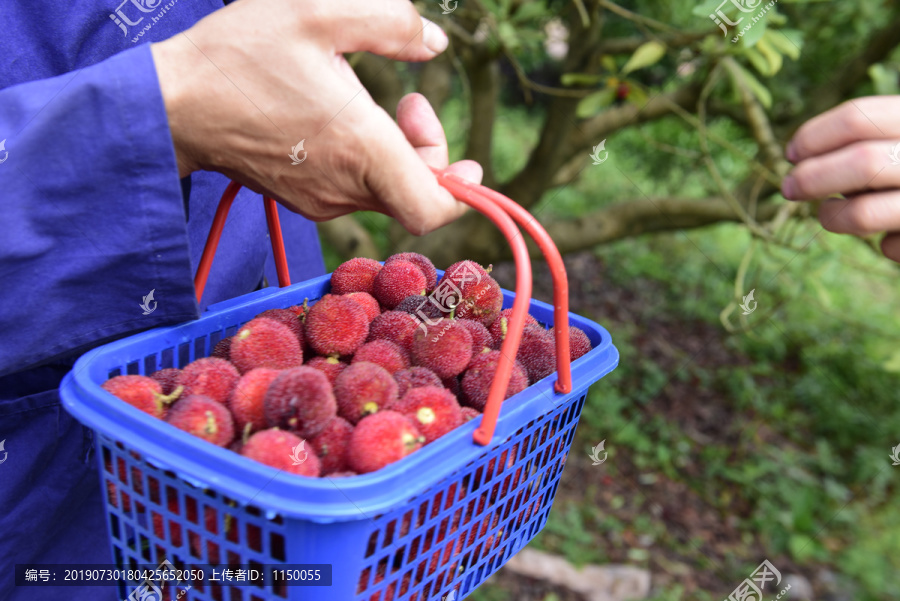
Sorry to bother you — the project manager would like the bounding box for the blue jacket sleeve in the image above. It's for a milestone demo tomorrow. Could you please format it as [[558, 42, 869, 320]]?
[[0, 43, 199, 377]]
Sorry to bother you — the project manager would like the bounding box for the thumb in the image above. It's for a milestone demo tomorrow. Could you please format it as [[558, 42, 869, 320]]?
[[330, 1, 448, 61]]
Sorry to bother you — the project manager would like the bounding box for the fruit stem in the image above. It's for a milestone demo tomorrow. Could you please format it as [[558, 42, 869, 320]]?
[[204, 410, 218, 435]]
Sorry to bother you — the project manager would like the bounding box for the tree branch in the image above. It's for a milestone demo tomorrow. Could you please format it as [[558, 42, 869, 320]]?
[[499, 8, 606, 207], [542, 196, 783, 256], [598, 30, 712, 54], [462, 47, 500, 186]]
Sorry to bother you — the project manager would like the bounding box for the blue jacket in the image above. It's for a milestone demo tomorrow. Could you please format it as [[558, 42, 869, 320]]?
[[0, 1, 325, 598]]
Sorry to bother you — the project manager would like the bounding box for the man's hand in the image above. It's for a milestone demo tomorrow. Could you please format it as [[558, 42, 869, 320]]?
[[151, 0, 482, 235], [783, 96, 900, 262]]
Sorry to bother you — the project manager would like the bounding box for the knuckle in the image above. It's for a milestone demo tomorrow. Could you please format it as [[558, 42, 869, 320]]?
[[789, 166, 816, 198], [851, 143, 886, 183], [835, 102, 870, 136], [842, 202, 878, 234]]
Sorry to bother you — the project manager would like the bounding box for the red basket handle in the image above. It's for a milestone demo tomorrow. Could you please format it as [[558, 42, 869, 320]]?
[[193, 175, 572, 446], [431, 169, 572, 395], [193, 183, 291, 303]]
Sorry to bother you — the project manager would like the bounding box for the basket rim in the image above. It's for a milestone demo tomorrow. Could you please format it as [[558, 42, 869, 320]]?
[[60, 272, 619, 521]]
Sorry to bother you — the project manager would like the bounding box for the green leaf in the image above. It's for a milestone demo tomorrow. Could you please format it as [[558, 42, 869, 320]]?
[[745, 47, 773, 76], [869, 64, 900, 96], [742, 16, 768, 47], [601, 56, 618, 73], [766, 29, 803, 60], [692, 0, 723, 18], [621, 41, 666, 75], [756, 37, 783, 75], [560, 73, 605, 87], [498, 21, 519, 50], [576, 88, 616, 118], [627, 84, 649, 109], [511, 0, 546, 23], [730, 61, 773, 108]]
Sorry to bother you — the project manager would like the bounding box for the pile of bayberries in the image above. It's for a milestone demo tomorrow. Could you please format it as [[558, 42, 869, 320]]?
[[102, 254, 592, 478]]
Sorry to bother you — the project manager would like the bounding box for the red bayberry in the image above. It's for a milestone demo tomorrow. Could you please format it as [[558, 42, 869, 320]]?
[[241, 428, 321, 477], [461, 407, 481, 422], [149, 368, 182, 396], [165, 394, 235, 446], [373, 260, 427, 310], [488, 309, 539, 349], [102, 375, 180, 419], [368, 311, 420, 354], [310, 417, 354, 475], [345, 292, 382, 323], [305, 295, 370, 357], [347, 411, 425, 474], [457, 320, 494, 355], [516, 324, 557, 383], [228, 368, 280, 435], [334, 362, 398, 424], [385, 252, 437, 293], [460, 350, 528, 411], [352, 340, 409, 374], [550, 325, 592, 360], [387, 386, 463, 444], [176, 357, 240, 404], [306, 356, 348, 385], [411, 319, 473, 379], [331, 257, 383, 295], [230, 318, 304, 374], [393, 366, 443, 398], [211, 337, 232, 361], [264, 367, 337, 438]]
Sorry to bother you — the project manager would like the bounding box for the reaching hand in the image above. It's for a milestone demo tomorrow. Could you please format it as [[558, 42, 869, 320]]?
[[783, 96, 900, 262], [151, 0, 482, 235]]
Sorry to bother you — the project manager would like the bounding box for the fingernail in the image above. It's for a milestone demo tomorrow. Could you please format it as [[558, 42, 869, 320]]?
[[785, 142, 798, 164], [421, 17, 449, 54], [782, 175, 798, 200]]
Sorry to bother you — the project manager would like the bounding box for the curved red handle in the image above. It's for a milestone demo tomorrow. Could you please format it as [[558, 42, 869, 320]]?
[[429, 175, 532, 445], [194, 185, 291, 303], [432, 169, 573, 395], [194, 174, 571, 446]]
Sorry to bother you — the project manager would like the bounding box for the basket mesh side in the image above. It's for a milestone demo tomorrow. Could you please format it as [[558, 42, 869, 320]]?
[[354, 392, 586, 601], [101, 436, 289, 601]]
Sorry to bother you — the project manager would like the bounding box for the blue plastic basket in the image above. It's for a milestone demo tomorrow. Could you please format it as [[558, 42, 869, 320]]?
[[60, 270, 619, 601]]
